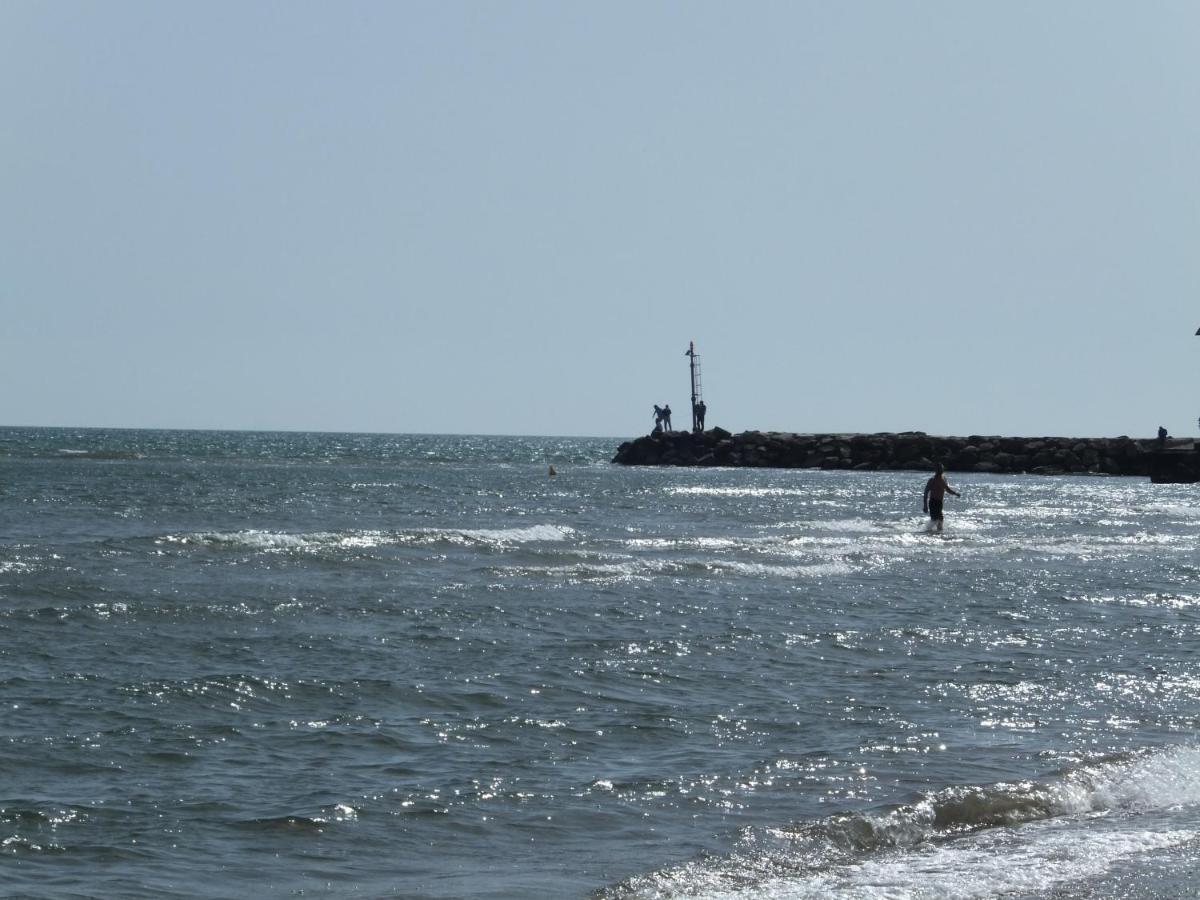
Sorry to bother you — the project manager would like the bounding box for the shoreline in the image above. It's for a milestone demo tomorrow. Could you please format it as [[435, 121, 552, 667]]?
[[613, 429, 1200, 483]]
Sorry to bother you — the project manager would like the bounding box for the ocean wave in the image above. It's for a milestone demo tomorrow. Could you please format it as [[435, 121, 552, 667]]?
[[626, 536, 751, 551], [1069, 591, 1200, 610], [624, 530, 972, 558], [0, 805, 85, 828], [0, 834, 66, 854], [162, 530, 346, 552], [494, 556, 858, 581], [606, 744, 1200, 898], [1006, 532, 1187, 557], [667, 487, 815, 498], [492, 528, 1018, 581], [232, 814, 327, 832], [686, 826, 1192, 899], [53, 448, 146, 460], [156, 524, 575, 553], [803, 518, 904, 534], [456, 524, 574, 544], [1150, 503, 1200, 519], [717, 560, 855, 578], [234, 803, 358, 832], [120, 673, 295, 710]]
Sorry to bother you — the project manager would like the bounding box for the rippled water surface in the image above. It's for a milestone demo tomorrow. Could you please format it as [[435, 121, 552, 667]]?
[[2, 428, 1200, 898]]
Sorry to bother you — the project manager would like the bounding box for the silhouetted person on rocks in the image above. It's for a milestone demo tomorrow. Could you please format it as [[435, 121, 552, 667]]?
[[923, 463, 960, 533], [694, 400, 706, 432], [662, 405, 672, 431], [1158, 425, 1168, 449], [653, 405, 664, 433]]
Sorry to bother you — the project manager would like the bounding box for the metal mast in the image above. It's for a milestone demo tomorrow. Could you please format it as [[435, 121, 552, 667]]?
[[686, 341, 703, 432]]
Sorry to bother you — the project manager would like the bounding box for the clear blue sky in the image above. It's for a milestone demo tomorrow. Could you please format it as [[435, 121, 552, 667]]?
[[3, 2, 1198, 437]]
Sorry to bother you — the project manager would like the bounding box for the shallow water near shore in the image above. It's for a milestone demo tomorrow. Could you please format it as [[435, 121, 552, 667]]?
[[2, 428, 1200, 898]]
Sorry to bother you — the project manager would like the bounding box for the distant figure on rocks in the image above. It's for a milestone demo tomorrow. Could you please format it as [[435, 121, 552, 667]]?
[[1158, 425, 1168, 449], [653, 405, 665, 433], [923, 463, 960, 533], [694, 400, 707, 432], [662, 405, 672, 431]]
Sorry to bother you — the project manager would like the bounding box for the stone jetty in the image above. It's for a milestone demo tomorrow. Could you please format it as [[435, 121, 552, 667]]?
[[613, 429, 1200, 483]]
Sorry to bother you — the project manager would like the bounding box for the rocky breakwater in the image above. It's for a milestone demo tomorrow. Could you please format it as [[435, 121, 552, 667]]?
[[613, 429, 1200, 481]]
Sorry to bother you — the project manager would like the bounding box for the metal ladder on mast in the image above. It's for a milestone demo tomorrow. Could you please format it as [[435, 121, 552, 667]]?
[[686, 341, 704, 431]]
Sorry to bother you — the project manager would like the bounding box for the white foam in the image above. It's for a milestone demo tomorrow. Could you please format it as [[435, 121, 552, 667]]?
[[970, 504, 1073, 520], [188, 530, 335, 551], [195, 530, 393, 552], [708, 559, 856, 578], [626, 536, 749, 551], [805, 518, 891, 534], [510, 561, 646, 581], [1008, 532, 1185, 557], [623, 745, 1200, 899], [457, 524, 574, 543], [1087, 745, 1200, 810], [708, 825, 1193, 900], [498, 554, 859, 582], [684, 556, 859, 578], [162, 524, 574, 552], [638, 816, 1193, 900], [1070, 592, 1200, 610], [667, 487, 813, 498]]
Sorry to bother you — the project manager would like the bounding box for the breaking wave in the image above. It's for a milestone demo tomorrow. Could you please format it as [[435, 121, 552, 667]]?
[[155, 524, 575, 553], [607, 744, 1200, 898]]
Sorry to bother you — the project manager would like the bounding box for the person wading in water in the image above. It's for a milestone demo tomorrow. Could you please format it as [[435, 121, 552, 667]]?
[[923, 463, 960, 533]]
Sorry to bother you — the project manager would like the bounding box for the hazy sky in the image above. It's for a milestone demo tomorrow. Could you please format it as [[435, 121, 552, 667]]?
[[4, 2, 1198, 437]]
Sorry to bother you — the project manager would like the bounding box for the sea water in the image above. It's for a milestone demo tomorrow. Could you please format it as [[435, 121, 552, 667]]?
[[2, 427, 1199, 898]]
